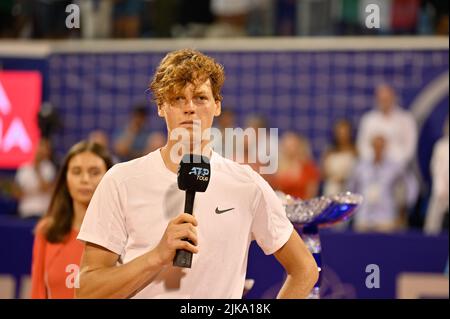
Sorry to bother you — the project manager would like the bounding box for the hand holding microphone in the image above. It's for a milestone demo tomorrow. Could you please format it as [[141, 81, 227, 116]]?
[[153, 212, 199, 266], [153, 154, 210, 268], [173, 154, 211, 268]]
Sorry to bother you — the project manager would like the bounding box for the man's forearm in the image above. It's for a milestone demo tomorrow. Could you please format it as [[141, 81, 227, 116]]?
[[277, 269, 318, 299], [76, 250, 163, 299]]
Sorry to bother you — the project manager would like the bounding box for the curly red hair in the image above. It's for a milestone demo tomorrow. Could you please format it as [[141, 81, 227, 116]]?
[[149, 49, 225, 106]]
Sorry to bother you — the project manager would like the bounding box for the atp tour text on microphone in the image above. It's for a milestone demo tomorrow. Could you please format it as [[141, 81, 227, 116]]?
[[167, 120, 278, 174]]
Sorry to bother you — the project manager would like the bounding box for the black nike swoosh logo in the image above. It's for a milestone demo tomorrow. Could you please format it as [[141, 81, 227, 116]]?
[[215, 207, 235, 214]]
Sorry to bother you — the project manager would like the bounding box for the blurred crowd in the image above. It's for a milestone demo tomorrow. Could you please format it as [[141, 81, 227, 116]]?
[[0, 0, 448, 39], [2, 83, 448, 236]]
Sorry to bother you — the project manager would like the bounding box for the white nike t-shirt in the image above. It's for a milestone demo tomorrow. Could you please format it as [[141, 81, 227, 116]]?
[[78, 149, 293, 299]]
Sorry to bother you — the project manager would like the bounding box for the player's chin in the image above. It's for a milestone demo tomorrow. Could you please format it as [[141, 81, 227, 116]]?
[[179, 122, 201, 129]]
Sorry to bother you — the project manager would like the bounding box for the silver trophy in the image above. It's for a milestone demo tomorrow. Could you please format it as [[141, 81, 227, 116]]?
[[277, 191, 363, 299]]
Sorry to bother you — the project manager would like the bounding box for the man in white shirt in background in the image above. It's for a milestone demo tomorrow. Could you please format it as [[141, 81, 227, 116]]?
[[356, 83, 419, 229], [14, 138, 56, 219], [357, 83, 417, 168]]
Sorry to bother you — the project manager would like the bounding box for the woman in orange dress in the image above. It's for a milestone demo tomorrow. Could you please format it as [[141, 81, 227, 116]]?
[[271, 132, 320, 200], [31, 141, 113, 298]]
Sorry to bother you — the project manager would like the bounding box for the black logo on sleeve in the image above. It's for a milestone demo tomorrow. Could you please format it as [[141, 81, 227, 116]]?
[[215, 207, 235, 214]]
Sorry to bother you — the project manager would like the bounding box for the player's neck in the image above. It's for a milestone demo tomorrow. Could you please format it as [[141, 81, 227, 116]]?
[[160, 141, 212, 174]]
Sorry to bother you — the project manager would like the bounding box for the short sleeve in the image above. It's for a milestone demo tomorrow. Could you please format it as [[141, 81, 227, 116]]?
[[250, 170, 294, 255], [77, 168, 128, 256]]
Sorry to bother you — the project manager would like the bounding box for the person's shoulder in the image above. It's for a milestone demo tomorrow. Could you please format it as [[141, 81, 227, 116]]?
[[15, 162, 33, 174], [362, 109, 378, 118], [212, 153, 261, 185], [322, 146, 336, 157], [359, 110, 379, 125], [304, 159, 320, 174], [104, 151, 157, 185], [304, 158, 319, 169], [395, 107, 415, 121], [34, 217, 52, 238], [40, 160, 57, 175]]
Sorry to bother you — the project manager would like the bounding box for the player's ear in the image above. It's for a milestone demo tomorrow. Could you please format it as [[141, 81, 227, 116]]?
[[157, 104, 165, 118], [214, 100, 221, 117]]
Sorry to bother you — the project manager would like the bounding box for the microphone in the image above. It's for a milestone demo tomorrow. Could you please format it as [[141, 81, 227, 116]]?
[[173, 153, 211, 268]]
